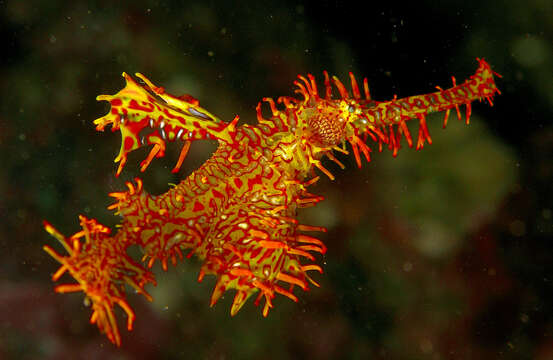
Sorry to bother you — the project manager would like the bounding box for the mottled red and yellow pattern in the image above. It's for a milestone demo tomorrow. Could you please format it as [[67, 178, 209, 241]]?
[[43, 58, 500, 346]]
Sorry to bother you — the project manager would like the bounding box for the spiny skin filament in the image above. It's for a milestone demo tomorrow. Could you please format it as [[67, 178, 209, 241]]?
[[44, 58, 500, 346]]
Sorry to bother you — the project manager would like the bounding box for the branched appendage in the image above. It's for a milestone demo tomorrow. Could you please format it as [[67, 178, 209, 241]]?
[[197, 207, 328, 317], [43, 216, 155, 346], [44, 58, 500, 345], [107, 177, 201, 272], [93, 72, 237, 176]]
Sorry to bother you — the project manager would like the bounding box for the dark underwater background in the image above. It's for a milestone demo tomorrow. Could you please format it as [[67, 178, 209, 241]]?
[[1, 1, 552, 359]]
